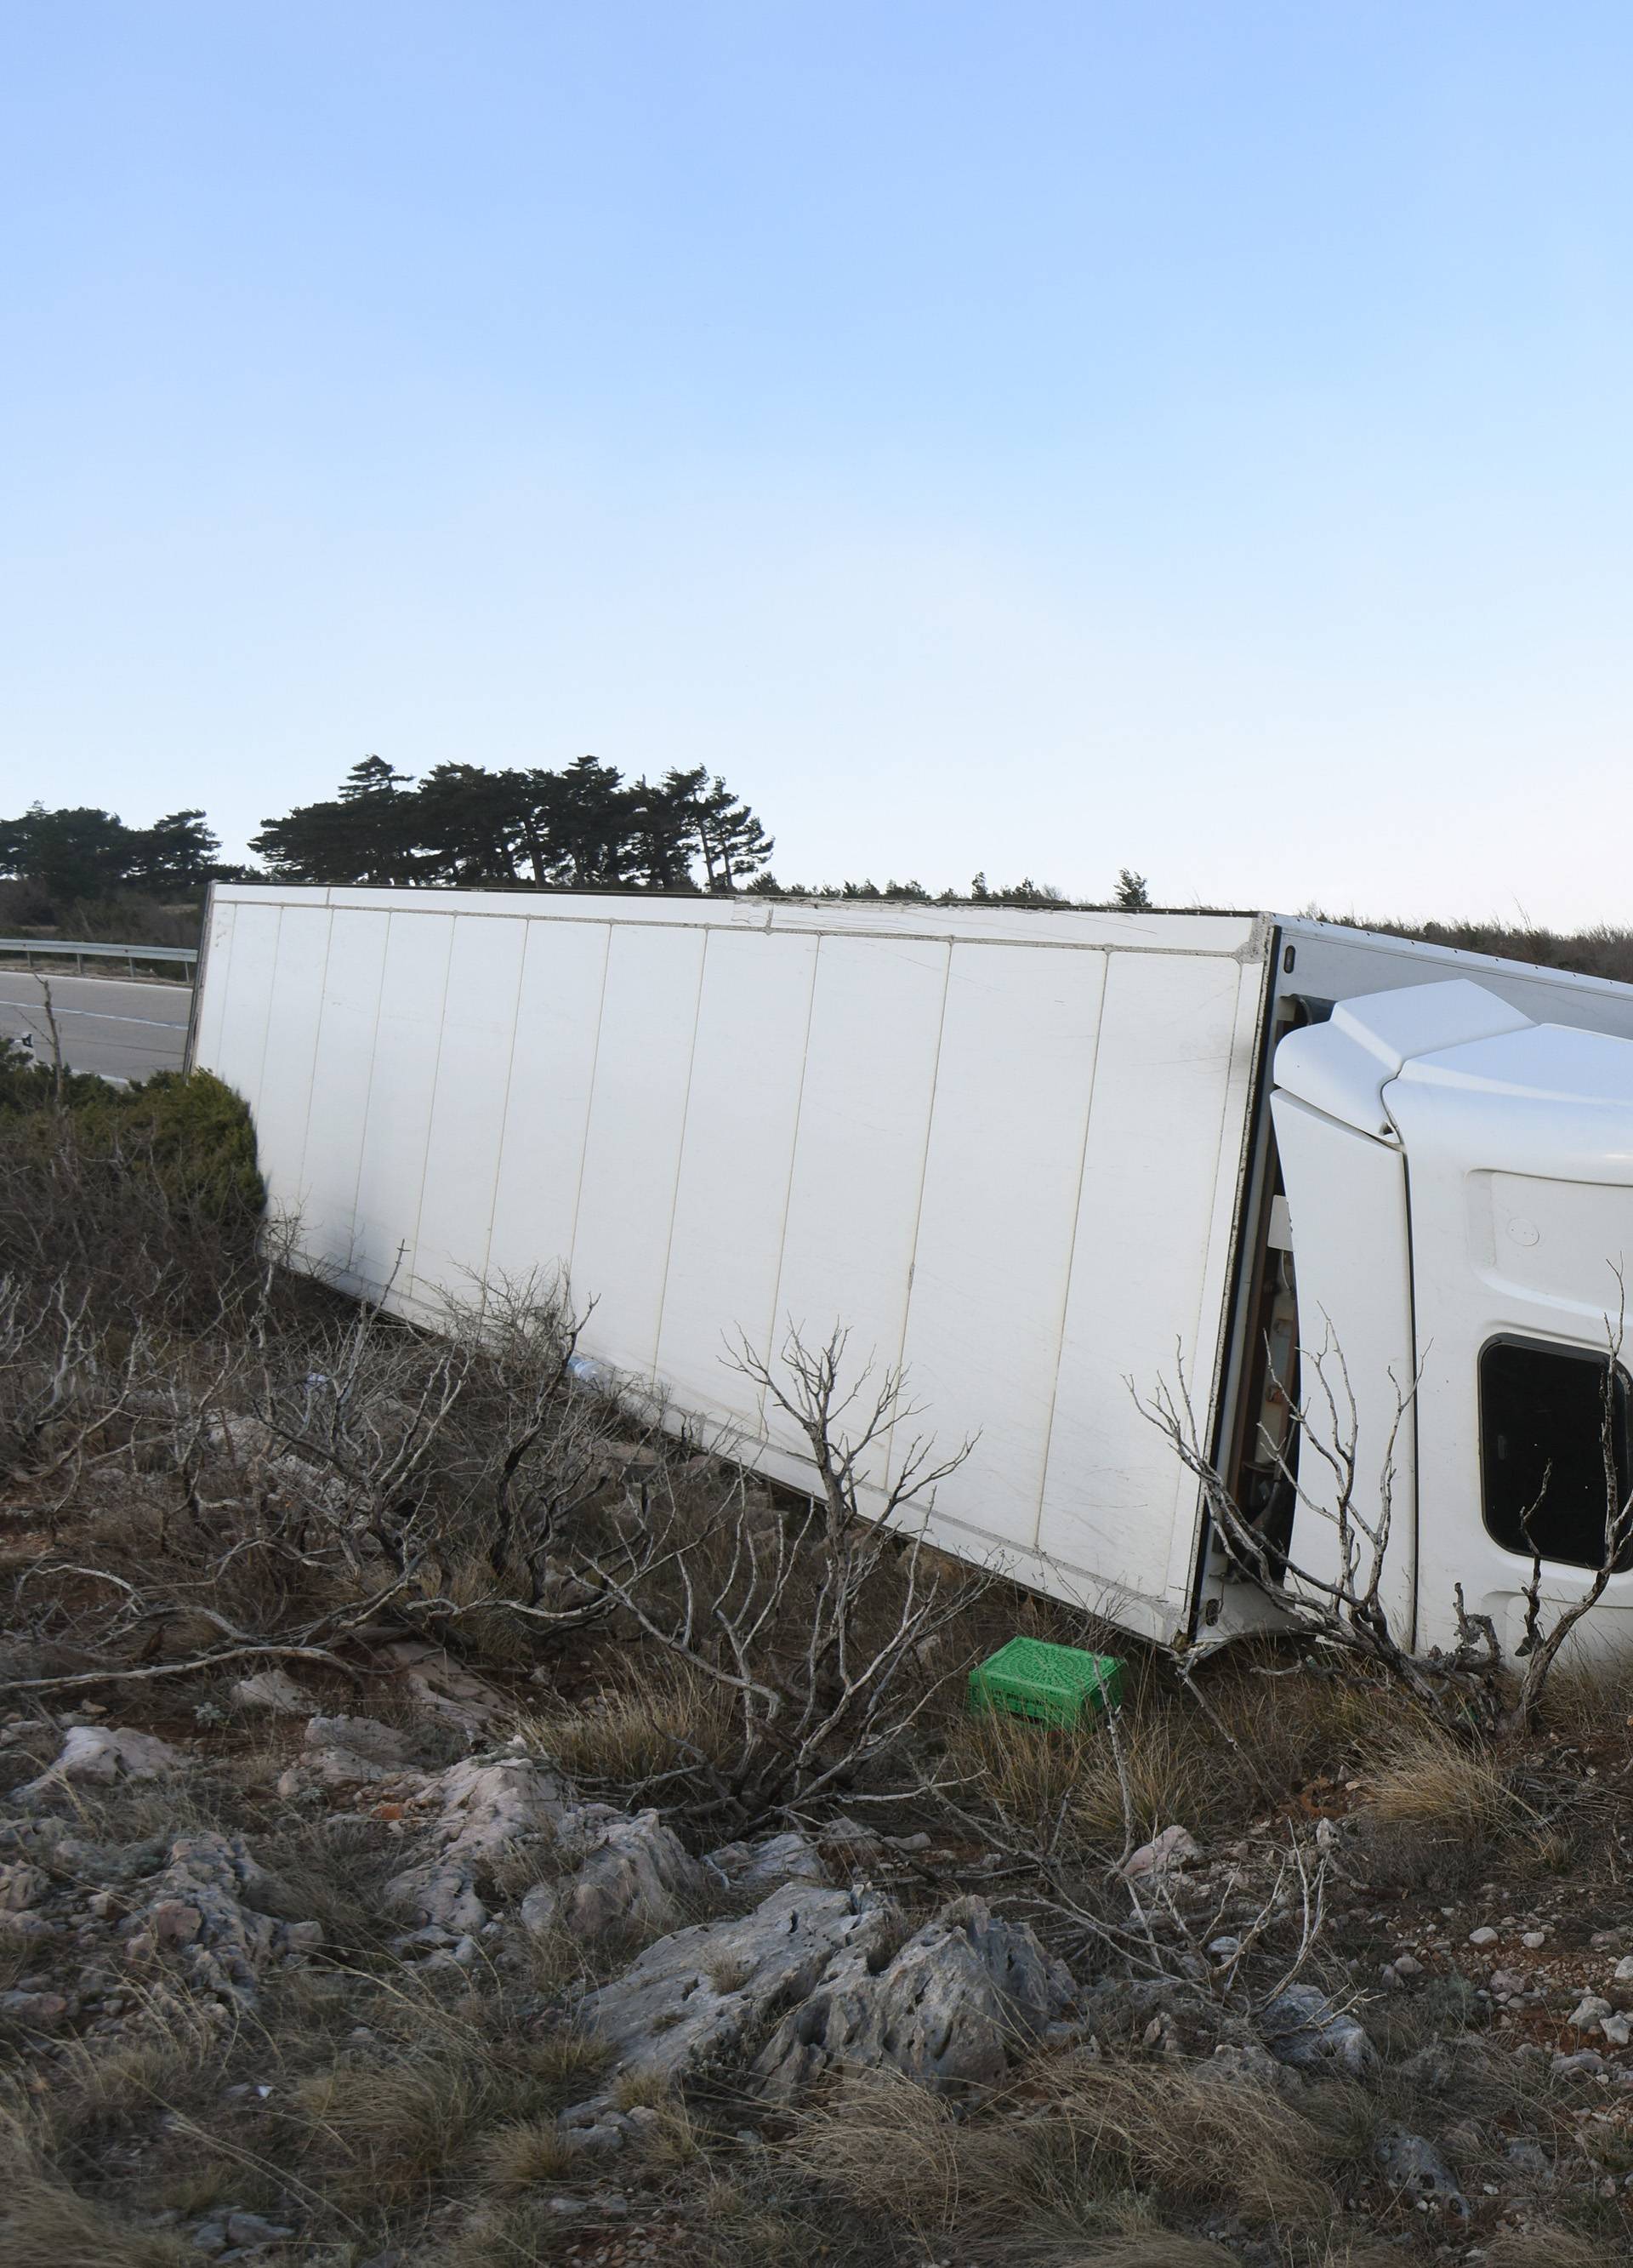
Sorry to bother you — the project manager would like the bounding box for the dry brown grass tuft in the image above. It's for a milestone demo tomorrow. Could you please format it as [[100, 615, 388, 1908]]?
[[947, 1678, 1223, 1856], [1533, 1655, 1633, 1747], [285, 1973, 608, 2208], [1484, 2236, 1618, 2268], [632, 2097, 710, 2170], [611, 2065, 675, 2112], [0, 2108, 192, 2268], [48, 1988, 227, 2145], [667, 2174, 851, 2268], [521, 1664, 738, 1790], [248, 1815, 401, 1959], [784, 2072, 965, 2231], [1064, 2058, 1336, 2228], [418, 2194, 583, 2264], [475, 2114, 580, 2193], [293, 2055, 491, 2206], [1023, 2242, 1238, 2268], [0, 1934, 32, 1996], [785, 2055, 1335, 2247], [1357, 1716, 1534, 1842]]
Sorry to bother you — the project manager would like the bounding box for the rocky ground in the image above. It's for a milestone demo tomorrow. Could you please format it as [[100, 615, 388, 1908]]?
[[3, 1076, 1632, 2265], [3, 1628, 1632, 2268]]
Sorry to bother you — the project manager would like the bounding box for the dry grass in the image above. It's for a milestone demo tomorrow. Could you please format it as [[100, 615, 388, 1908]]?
[[1020, 2242, 1238, 2268], [1044, 2057, 1336, 2231], [519, 1664, 737, 1790], [785, 2055, 1338, 2248], [1358, 1715, 1536, 1841], [946, 1674, 1223, 1856], [1485, 2237, 1619, 2268], [475, 2114, 581, 2192], [658, 2173, 855, 2268], [0, 2107, 192, 2268], [285, 1973, 608, 2209], [1533, 1655, 1633, 1745], [248, 1814, 402, 1959], [945, 1648, 1418, 1858], [611, 2066, 676, 2112], [632, 2097, 709, 2170], [293, 2055, 495, 2207], [48, 1987, 228, 2146]]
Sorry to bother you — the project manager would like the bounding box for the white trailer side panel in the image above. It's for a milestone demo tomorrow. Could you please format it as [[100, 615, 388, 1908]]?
[[1038, 949, 1265, 1612], [755, 932, 953, 1488], [890, 943, 1107, 1554], [570, 925, 708, 1374], [655, 929, 821, 1422], [486, 918, 612, 1291], [208, 898, 281, 1109], [413, 915, 529, 1302], [254, 903, 333, 1219], [352, 913, 455, 1294], [302, 909, 390, 1274], [194, 889, 1271, 1639]]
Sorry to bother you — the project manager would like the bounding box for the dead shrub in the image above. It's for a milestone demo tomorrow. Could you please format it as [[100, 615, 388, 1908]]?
[[0, 1274, 657, 1705], [571, 1325, 994, 1828]]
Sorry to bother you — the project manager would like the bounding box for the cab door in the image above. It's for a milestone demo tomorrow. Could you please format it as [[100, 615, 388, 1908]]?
[[1266, 980, 1539, 1650], [1381, 1017, 1633, 1662]]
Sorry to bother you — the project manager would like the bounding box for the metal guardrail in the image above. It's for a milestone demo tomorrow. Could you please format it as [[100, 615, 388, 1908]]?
[[0, 937, 196, 979]]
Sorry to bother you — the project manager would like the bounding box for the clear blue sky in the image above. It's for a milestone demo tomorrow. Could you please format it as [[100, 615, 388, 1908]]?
[[4, 3, 1631, 923]]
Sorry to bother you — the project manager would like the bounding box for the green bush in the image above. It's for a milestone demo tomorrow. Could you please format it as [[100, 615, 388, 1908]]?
[[0, 1047, 262, 1219], [71, 1070, 265, 1222], [0, 1051, 267, 1327]]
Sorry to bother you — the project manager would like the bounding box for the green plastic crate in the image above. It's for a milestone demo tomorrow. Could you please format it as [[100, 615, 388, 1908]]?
[[967, 1636, 1125, 1730]]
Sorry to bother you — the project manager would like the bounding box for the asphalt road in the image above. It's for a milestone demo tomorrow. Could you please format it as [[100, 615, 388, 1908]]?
[[0, 970, 192, 1082]]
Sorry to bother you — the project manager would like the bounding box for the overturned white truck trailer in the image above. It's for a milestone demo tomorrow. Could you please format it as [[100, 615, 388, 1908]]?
[[191, 887, 1633, 1661]]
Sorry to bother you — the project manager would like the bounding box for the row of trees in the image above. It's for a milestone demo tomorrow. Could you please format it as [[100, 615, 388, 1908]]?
[[0, 806, 235, 904], [248, 756, 773, 892], [0, 757, 776, 912], [3, 763, 1158, 913]]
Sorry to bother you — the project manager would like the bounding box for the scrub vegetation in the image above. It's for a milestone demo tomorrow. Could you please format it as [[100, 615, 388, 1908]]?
[[3, 1051, 1633, 2267]]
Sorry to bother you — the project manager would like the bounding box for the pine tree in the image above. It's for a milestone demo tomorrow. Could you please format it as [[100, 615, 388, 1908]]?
[[410, 764, 526, 885], [127, 810, 221, 894], [0, 804, 134, 901], [530, 756, 637, 886], [626, 775, 697, 889], [250, 755, 772, 895], [1114, 869, 1152, 911], [252, 757, 420, 885], [339, 755, 414, 801], [663, 769, 773, 892]]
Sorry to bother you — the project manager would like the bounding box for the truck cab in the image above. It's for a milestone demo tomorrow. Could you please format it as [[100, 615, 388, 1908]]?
[[1222, 973, 1633, 1661]]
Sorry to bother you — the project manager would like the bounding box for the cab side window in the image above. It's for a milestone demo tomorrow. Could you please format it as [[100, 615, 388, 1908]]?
[[1480, 1337, 1631, 1570]]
